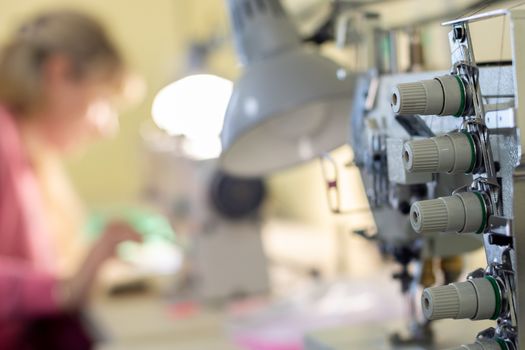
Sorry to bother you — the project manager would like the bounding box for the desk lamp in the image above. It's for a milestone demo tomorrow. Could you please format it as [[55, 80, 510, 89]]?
[[220, 0, 355, 177]]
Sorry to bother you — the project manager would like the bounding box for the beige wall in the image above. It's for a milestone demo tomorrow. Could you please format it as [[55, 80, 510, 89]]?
[[0, 0, 238, 207]]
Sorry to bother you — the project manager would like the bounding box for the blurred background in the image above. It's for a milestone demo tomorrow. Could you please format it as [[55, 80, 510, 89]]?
[[0, 0, 520, 349]]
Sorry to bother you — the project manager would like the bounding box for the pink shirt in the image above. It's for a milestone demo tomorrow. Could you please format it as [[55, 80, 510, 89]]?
[[0, 108, 59, 348]]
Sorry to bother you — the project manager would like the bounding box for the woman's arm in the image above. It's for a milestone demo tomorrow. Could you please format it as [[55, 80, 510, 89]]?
[[0, 221, 142, 321], [0, 116, 61, 321], [59, 221, 142, 309]]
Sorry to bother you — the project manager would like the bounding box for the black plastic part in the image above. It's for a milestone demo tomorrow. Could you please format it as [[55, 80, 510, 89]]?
[[398, 201, 411, 215], [209, 172, 266, 220], [488, 234, 513, 247], [453, 26, 466, 42]]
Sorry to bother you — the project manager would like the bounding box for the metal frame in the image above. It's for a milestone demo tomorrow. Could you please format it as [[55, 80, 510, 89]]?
[[509, 9, 525, 350]]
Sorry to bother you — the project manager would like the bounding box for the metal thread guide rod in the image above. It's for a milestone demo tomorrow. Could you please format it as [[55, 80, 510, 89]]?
[[447, 18, 502, 218]]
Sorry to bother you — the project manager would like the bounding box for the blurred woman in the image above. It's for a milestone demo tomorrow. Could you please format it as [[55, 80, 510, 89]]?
[[0, 10, 141, 350]]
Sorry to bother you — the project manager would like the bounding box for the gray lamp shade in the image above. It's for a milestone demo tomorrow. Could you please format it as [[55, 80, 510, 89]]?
[[220, 0, 355, 177]]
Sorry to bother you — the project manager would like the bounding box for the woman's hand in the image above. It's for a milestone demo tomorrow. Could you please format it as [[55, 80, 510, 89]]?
[[58, 221, 142, 310], [88, 221, 143, 262]]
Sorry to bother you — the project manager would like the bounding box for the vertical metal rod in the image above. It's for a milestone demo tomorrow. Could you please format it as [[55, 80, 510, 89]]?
[[459, 22, 501, 214]]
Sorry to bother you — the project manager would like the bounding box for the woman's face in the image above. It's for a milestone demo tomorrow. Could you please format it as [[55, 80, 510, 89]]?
[[35, 55, 119, 152]]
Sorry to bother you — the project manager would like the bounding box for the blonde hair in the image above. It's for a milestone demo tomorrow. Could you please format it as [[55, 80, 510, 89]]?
[[0, 9, 124, 114]]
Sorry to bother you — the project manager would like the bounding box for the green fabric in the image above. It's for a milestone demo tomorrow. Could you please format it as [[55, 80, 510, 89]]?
[[85, 207, 177, 260]]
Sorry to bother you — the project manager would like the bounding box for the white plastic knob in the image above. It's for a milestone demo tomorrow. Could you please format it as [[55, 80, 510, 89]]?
[[410, 192, 487, 234], [392, 75, 466, 116], [421, 277, 501, 321], [447, 339, 505, 350], [403, 132, 476, 174]]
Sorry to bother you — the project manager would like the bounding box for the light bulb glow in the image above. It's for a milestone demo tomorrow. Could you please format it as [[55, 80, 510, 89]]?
[[151, 74, 233, 159]]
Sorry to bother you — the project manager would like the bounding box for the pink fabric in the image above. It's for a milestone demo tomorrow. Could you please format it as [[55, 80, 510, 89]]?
[[0, 108, 60, 349]]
